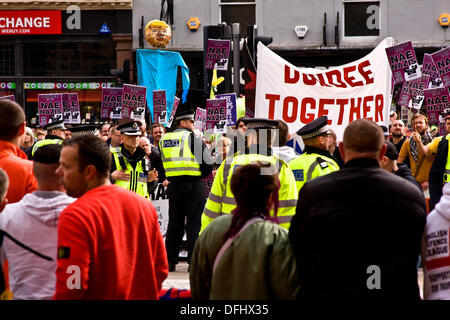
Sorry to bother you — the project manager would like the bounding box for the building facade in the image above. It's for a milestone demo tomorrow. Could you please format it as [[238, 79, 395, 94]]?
[[0, 0, 133, 126], [132, 0, 450, 110]]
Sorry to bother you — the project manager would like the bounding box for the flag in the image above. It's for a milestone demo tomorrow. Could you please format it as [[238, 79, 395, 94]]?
[[242, 39, 256, 118], [210, 69, 225, 99]]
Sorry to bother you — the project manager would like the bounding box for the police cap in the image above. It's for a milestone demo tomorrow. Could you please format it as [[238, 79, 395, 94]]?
[[116, 120, 142, 136], [44, 120, 66, 131], [380, 125, 389, 137], [69, 124, 101, 136], [242, 118, 278, 130], [175, 110, 195, 122], [296, 116, 330, 139]]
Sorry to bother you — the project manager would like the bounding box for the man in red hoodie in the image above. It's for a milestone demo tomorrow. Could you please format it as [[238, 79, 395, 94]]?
[[53, 134, 168, 299], [0, 100, 38, 204]]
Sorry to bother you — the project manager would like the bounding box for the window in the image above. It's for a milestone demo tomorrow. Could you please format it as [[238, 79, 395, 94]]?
[[23, 41, 116, 77], [220, 0, 256, 37], [343, 1, 380, 37], [0, 45, 15, 76]]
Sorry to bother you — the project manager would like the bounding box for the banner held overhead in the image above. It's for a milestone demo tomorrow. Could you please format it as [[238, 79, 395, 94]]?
[[255, 37, 394, 141]]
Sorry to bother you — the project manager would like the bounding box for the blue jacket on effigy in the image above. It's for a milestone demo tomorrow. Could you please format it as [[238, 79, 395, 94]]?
[[136, 49, 190, 121]]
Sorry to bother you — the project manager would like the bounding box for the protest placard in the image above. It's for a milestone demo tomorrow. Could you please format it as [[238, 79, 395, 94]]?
[[397, 75, 430, 112], [215, 92, 237, 127], [0, 95, 15, 101], [194, 107, 206, 131], [68, 93, 81, 124], [422, 53, 444, 89], [385, 41, 421, 85], [205, 39, 231, 71], [425, 87, 450, 135], [122, 84, 147, 121], [101, 88, 123, 120], [38, 93, 63, 127], [61, 93, 71, 123], [206, 98, 227, 134], [153, 90, 167, 125], [431, 46, 450, 88], [167, 96, 180, 128]]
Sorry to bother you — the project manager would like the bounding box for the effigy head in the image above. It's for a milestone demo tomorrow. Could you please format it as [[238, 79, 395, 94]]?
[[145, 20, 172, 48]]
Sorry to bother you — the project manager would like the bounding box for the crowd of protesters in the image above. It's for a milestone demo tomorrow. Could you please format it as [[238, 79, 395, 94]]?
[[1, 97, 450, 300]]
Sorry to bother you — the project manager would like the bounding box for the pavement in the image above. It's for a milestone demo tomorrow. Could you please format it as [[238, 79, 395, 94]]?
[[162, 263, 425, 298], [162, 261, 190, 290]]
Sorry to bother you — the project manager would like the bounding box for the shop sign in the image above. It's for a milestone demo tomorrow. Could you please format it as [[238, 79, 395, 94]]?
[[0, 82, 15, 89], [0, 11, 62, 35], [24, 82, 114, 90]]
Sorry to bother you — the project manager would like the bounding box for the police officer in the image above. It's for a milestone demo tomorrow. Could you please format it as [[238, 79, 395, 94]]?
[[428, 111, 450, 209], [159, 110, 213, 272], [288, 116, 339, 193], [201, 118, 298, 232], [110, 120, 158, 198], [31, 120, 66, 158]]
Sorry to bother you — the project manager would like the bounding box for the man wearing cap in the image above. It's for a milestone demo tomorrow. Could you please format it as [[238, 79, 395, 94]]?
[[0, 143, 75, 300], [288, 116, 340, 193], [380, 140, 422, 191], [201, 118, 298, 232], [110, 120, 159, 198], [159, 110, 214, 272], [31, 120, 66, 158]]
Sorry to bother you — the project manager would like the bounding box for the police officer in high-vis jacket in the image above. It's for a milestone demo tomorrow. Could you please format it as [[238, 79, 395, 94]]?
[[110, 120, 159, 198], [289, 116, 339, 193], [201, 118, 298, 232], [159, 110, 213, 272], [31, 120, 66, 158]]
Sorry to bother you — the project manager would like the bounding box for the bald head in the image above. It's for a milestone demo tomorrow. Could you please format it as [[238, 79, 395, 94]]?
[[340, 119, 386, 163], [0, 100, 25, 142]]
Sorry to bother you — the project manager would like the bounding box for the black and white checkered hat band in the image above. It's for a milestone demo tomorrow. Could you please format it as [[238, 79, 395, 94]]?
[[246, 123, 277, 130], [301, 126, 330, 139]]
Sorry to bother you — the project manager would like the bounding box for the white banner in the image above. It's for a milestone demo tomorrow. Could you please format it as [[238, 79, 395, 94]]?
[[255, 37, 394, 141]]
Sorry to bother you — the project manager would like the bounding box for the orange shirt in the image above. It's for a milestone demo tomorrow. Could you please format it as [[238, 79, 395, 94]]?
[[399, 139, 436, 184], [0, 140, 37, 204]]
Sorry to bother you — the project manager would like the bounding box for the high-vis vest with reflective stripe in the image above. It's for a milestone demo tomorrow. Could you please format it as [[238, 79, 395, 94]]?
[[159, 130, 201, 177], [201, 153, 298, 232], [443, 134, 450, 183], [288, 152, 339, 193], [31, 139, 63, 156], [112, 150, 150, 199]]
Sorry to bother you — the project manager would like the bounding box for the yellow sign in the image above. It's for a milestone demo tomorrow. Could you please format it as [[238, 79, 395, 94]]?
[[439, 13, 450, 27], [187, 17, 200, 30]]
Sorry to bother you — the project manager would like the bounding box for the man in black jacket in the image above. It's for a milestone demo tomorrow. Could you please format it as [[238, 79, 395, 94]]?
[[380, 140, 422, 192], [289, 119, 427, 300]]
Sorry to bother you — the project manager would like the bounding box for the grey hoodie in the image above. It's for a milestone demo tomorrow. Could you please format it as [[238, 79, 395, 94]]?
[[0, 191, 75, 300], [422, 182, 450, 300], [271, 146, 300, 164]]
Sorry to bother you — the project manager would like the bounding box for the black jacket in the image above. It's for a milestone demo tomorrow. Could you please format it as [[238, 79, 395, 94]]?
[[289, 158, 426, 300], [429, 136, 448, 210], [394, 162, 422, 192]]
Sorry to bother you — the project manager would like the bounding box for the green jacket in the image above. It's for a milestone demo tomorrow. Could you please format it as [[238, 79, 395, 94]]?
[[190, 215, 300, 300]]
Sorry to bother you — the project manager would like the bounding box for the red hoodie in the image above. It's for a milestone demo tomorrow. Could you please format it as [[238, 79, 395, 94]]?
[[0, 140, 37, 204], [53, 185, 168, 300]]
